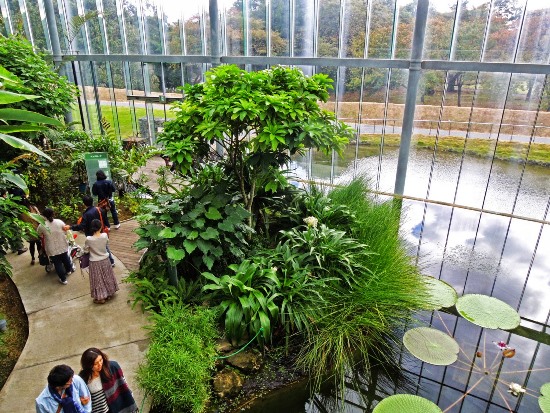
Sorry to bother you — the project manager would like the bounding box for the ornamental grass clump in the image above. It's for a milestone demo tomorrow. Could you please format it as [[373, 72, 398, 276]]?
[[295, 179, 430, 400], [137, 303, 219, 413]]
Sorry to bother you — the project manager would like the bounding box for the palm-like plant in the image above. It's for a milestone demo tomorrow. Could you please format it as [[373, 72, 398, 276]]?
[[0, 65, 63, 274]]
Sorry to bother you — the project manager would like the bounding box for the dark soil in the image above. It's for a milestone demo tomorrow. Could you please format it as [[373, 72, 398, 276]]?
[[0, 271, 28, 391]]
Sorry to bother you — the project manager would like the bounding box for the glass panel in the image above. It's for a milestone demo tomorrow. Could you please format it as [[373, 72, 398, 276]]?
[[341, 0, 368, 58], [317, 0, 340, 58], [122, 0, 141, 54], [367, 0, 396, 58], [394, 0, 416, 59], [516, 2, 550, 64], [83, 1, 103, 54], [225, 1, 244, 56], [248, 0, 267, 56], [453, 0, 489, 62], [101, 0, 123, 54], [142, 0, 161, 54], [270, 0, 290, 56], [293, 0, 315, 57], [423, 1, 455, 60], [184, 6, 204, 55], [24, 0, 47, 49], [163, 2, 183, 55], [483, 0, 526, 63]]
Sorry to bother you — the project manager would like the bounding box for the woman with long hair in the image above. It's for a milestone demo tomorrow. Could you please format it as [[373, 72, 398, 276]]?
[[79, 348, 138, 413], [37, 207, 74, 284], [84, 219, 118, 304]]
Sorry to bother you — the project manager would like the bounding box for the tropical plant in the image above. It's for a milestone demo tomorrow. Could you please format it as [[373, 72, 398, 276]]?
[[202, 260, 279, 345], [135, 166, 252, 279], [157, 64, 354, 230], [0, 34, 77, 120], [137, 303, 219, 413], [0, 65, 61, 274]]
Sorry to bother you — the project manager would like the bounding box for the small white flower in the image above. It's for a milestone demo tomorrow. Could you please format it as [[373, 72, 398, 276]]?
[[303, 216, 318, 228], [508, 382, 526, 396]]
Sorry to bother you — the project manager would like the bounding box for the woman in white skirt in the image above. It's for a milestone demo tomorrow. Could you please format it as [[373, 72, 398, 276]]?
[[84, 219, 119, 304]]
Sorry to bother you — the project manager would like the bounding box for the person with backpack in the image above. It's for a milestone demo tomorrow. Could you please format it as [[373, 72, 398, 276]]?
[[37, 208, 75, 285], [66, 195, 115, 267], [92, 170, 120, 230]]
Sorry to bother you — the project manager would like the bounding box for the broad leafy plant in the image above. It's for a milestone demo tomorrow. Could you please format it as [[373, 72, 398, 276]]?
[[0, 65, 61, 274], [135, 165, 252, 278], [202, 260, 279, 345], [158, 64, 354, 230]]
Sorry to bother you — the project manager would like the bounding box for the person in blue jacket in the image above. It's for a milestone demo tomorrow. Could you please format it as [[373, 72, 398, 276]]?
[[92, 170, 120, 229], [35, 364, 91, 413]]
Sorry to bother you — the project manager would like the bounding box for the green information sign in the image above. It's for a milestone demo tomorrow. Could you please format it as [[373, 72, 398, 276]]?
[[84, 152, 112, 188]]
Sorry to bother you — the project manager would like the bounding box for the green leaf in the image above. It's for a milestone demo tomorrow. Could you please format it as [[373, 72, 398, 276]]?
[[1, 172, 28, 194], [0, 108, 63, 126], [0, 133, 52, 161], [204, 206, 222, 220], [203, 254, 215, 270], [423, 277, 458, 310], [539, 382, 550, 413], [166, 246, 186, 262], [373, 394, 442, 413], [456, 294, 521, 330], [158, 227, 177, 239], [0, 90, 39, 104], [200, 227, 219, 240], [0, 125, 48, 133], [183, 239, 197, 254], [218, 220, 234, 232], [403, 327, 459, 366]]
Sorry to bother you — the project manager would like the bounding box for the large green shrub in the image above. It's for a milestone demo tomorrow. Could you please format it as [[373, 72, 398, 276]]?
[[158, 64, 354, 231], [137, 303, 219, 413], [0, 34, 77, 119]]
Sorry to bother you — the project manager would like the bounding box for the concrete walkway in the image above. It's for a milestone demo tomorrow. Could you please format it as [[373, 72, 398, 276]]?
[[0, 223, 150, 412]]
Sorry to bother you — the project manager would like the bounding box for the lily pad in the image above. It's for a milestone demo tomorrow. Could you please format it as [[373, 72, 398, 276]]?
[[540, 383, 550, 413], [423, 277, 457, 309], [455, 294, 520, 330], [403, 327, 459, 366], [373, 394, 442, 413]]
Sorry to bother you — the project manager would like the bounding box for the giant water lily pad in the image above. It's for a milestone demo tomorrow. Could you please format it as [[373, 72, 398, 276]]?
[[455, 294, 520, 330], [373, 394, 442, 413], [540, 383, 550, 413], [403, 327, 459, 366], [423, 277, 457, 309]]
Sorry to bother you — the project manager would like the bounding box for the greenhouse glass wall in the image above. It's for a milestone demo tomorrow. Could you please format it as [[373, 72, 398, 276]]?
[[1, 0, 549, 411]]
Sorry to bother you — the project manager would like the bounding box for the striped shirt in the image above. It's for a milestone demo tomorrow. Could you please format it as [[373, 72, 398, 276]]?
[[88, 376, 109, 413]]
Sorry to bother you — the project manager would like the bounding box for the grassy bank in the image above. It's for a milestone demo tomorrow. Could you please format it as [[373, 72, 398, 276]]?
[[359, 133, 550, 167]]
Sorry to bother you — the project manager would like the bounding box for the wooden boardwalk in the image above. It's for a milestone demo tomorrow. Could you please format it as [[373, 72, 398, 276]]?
[[108, 219, 141, 272]]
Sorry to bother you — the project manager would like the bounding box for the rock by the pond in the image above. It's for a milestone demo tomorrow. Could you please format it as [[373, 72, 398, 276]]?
[[213, 368, 244, 398], [226, 349, 263, 373]]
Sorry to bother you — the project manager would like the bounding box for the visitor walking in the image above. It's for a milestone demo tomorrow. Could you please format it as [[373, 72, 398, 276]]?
[[35, 364, 91, 413], [68, 195, 114, 266], [79, 347, 138, 413], [83, 219, 118, 304], [92, 170, 120, 229], [20, 204, 41, 265], [37, 207, 74, 285]]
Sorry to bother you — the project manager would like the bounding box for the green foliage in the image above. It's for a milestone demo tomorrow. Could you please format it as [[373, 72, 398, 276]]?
[[0, 65, 60, 274], [202, 260, 279, 345], [135, 166, 252, 277], [137, 303, 219, 413], [124, 254, 205, 313], [0, 35, 77, 119], [158, 64, 354, 229]]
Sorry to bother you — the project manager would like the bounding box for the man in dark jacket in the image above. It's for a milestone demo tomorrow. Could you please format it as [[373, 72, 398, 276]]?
[[66, 195, 115, 266], [92, 170, 120, 229]]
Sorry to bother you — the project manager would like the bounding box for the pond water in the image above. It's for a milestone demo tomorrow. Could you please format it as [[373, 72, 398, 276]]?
[[237, 145, 550, 412]]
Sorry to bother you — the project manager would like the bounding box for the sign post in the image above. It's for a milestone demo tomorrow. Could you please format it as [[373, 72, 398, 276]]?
[[84, 152, 111, 189]]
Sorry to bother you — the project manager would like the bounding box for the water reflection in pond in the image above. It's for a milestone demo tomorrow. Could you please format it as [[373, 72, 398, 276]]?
[[236, 146, 550, 412]]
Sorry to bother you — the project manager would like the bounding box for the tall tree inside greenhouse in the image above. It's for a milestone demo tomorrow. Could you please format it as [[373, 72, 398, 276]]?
[[158, 65, 353, 230]]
